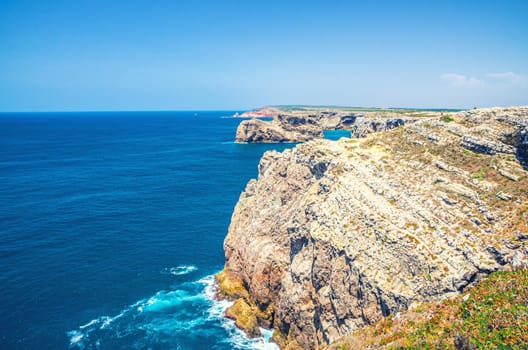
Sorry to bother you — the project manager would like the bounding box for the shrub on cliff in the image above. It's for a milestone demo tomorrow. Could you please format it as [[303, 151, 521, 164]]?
[[329, 270, 528, 349]]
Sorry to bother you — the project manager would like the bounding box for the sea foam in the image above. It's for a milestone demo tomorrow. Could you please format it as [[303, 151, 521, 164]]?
[[67, 273, 278, 349], [160, 265, 198, 276]]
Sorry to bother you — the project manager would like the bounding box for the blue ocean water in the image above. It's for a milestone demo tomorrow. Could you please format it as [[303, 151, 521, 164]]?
[[322, 129, 351, 140], [0, 112, 293, 350]]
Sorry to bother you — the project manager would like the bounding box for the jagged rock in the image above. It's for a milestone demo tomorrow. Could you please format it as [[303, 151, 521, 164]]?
[[496, 191, 513, 201], [461, 135, 515, 155], [514, 124, 528, 162], [444, 183, 478, 200], [225, 298, 262, 338], [348, 117, 410, 138], [235, 118, 321, 142], [220, 106, 528, 349], [427, 133, 441, 142], [439, 192, 458, 205], [235, 109, 421, 143], [457, 106, 528, 164], [499, 168, 520, 181]]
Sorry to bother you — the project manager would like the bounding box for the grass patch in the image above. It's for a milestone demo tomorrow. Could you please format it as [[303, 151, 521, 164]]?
[[329, 270, 528, 349], [471, 167, 486, 180], [441, 114, 455, 123]]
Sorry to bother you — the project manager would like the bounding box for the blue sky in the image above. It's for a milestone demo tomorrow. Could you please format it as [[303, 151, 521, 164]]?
[[1, 0, 527, 111]]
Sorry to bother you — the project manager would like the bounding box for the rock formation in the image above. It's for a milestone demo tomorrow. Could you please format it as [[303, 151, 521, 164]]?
[[236, 107, 281, 119], [235, 116, 323, 143], [235, 109, 424, 143], [219, 106, 528, 349]]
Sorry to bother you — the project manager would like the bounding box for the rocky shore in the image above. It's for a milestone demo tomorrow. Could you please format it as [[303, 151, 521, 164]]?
[[219, 106, 528, 349]]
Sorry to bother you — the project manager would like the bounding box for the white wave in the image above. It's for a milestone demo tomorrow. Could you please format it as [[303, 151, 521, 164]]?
[[67, 330, 85, 349], [138, 289, 204, 313], [68, 272, 279, 349], [100, 311, 126, 329], [160, 265, 198, 276], [200, 275, 234, 321], [79, 319, 98, 329], [199, 275, 280, 350], [199, 274, 216, 299], [77, 311, 126, 332]]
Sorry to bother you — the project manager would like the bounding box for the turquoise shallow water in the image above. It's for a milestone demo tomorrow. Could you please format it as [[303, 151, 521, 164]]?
[[323, 129, 351, 140], [0, 111, 293, 349]]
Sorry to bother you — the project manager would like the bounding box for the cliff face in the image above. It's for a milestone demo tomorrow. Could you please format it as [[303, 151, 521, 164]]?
[[221, 107, 528, 349], [235, 111, 420, 143], [235, 116, 323, 142]]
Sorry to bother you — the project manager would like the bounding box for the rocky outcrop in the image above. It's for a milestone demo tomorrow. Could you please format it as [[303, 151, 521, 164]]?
[[460, 135, 515, 155], [236, 106, 281, 118], [348, 117, 407, 138], [235, 110, 422, 143], [220, 107, 528, 349], [514, 125, 528, 163], [235, 116, 323, 142]]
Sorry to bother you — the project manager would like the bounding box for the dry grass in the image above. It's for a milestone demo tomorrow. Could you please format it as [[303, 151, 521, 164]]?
[[327, 270, 528, 350]]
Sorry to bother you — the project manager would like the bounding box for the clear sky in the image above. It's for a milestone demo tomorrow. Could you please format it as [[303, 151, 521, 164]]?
[[1, 0, 527, 111]]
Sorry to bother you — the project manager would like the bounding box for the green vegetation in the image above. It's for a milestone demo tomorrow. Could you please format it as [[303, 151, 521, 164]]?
[[329, 270, 528, 349], [404, 270, 527, 349], [471, 167, 486, 180], [441, 114, 455, 123]]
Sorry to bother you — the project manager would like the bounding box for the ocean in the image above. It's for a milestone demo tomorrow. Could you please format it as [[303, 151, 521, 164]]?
[[0, 111, 294, 350]]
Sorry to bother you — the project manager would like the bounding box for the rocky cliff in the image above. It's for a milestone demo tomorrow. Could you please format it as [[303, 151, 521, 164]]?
[[219, 107, 528, 349], [235, 115, 323, 142], [235, 109, 430, 143], [236, 107, 281, 119]]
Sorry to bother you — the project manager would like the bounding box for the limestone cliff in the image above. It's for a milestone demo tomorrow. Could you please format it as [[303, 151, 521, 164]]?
[[220, 107, 528, 349], [235, 108, 429, 143], [235, 115, 323, 143]]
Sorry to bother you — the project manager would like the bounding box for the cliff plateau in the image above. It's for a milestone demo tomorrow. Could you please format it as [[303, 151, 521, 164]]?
[[218, 107, 528, 349], [234, 108, 444, 143]]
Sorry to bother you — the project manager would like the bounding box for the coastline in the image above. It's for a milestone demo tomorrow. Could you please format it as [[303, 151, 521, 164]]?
[[220, 106, 528, 349]]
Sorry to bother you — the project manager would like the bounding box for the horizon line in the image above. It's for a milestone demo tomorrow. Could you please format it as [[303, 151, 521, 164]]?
[[2, 103, 526, 114], [0, 105, 479, 114]]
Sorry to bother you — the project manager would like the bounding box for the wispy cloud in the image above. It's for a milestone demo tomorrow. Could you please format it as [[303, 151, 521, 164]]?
[[486, 72, 525, 83], [440, 73, 484, 87]]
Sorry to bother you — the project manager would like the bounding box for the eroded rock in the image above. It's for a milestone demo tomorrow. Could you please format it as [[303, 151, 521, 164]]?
[[235, 109, 422, 143], [221, 106, 528, 349]]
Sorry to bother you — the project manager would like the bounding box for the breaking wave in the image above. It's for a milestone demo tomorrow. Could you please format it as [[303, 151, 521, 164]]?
[[160, 265, 198, 276], [67, 274, 278, 350]]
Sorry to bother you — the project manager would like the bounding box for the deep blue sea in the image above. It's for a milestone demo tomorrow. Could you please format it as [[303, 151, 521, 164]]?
[[0, 111, 294, 350]]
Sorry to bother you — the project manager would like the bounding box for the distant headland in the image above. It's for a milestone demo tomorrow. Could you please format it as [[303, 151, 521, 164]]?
[[234, 106, 462, 143]]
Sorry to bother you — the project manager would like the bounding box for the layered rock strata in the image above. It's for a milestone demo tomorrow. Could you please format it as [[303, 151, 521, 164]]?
[[219, 107, 528, 349], [235, 110, 423, 143]]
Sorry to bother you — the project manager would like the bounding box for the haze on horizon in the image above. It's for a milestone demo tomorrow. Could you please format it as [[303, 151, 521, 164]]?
[[1, 0, 527, 112]]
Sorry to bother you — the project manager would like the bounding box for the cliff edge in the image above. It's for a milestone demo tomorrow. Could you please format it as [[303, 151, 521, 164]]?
[[234, 107, 441, 143], [219, 107, 528, 349]]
